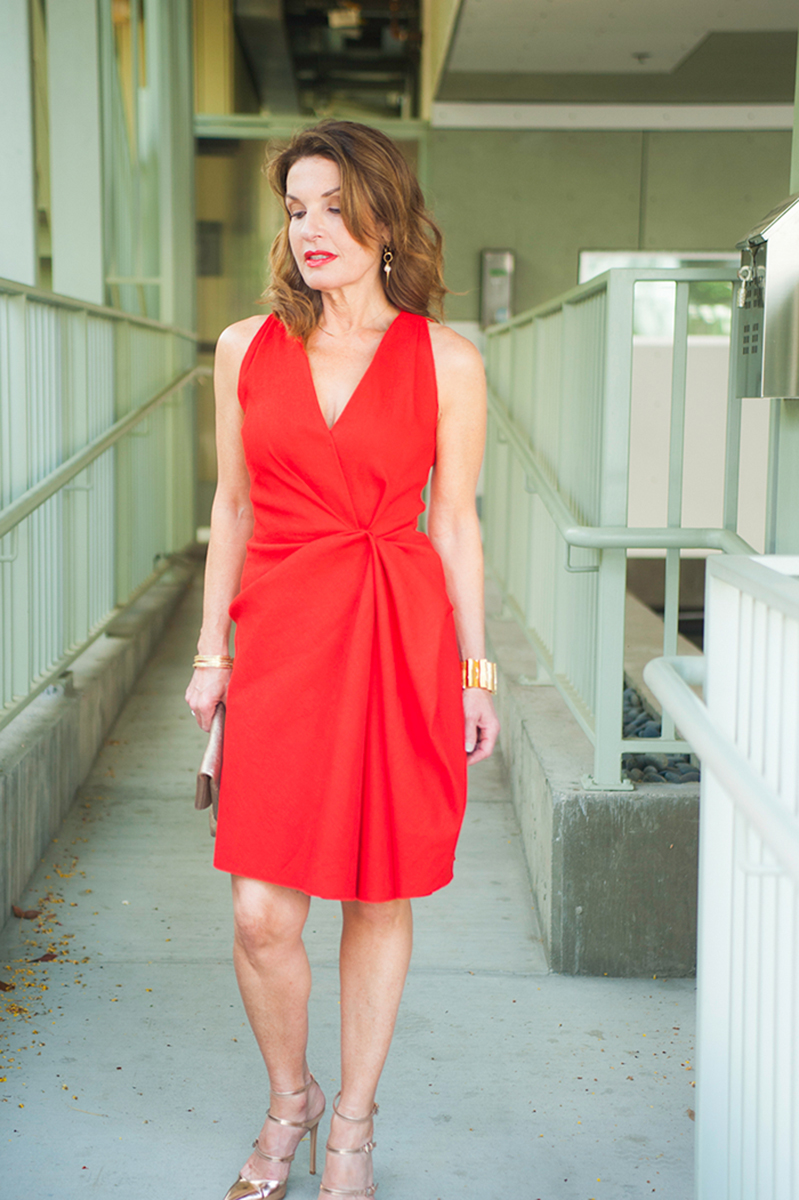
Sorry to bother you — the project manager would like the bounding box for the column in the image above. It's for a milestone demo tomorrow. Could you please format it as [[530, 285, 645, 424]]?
[[46, 0, 104, 305], [0, 0, 37, 285]]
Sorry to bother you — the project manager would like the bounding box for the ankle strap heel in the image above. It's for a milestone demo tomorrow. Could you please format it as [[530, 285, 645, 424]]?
[[319, 1094, 378, 1197], [223, 1075, 325, 1200], [269, 1074, 316, 1098]]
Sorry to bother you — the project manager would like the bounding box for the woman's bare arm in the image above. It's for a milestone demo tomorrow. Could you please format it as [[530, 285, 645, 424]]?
[[427, 324, 499, 763], [185, 317, 263, 730]]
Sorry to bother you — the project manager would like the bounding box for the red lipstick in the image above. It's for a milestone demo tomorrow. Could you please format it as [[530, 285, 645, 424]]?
[[304, 251, 337, 267]]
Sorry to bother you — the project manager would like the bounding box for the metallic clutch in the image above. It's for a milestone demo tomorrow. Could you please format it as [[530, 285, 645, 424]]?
[[195, 702, 225, 837]]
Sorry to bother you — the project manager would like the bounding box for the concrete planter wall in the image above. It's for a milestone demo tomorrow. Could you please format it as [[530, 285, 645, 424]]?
[[487, 609, 699, 977], [0, 564, 195, 926]]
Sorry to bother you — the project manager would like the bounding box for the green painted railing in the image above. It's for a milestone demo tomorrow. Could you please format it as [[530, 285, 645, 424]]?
[[0, 277, 209, 733], [483, 267, 752, 788]]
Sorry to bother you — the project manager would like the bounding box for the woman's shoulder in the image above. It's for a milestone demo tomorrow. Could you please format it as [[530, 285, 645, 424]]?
[[216, 313, 275, 363], [425, 321, 484, 379]]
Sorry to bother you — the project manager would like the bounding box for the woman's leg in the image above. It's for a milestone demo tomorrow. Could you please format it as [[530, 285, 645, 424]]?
[[319, 898, 414, 1194], [231, 876, 325, 1184]]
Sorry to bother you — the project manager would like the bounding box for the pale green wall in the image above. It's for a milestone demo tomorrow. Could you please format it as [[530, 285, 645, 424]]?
[[429, 128, 792, 321], [643, 132, 792, 250]]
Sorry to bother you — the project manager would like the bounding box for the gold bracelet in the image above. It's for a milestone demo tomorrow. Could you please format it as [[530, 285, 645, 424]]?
[[461, 658, 497, 693], [193, 654, 234, 670]]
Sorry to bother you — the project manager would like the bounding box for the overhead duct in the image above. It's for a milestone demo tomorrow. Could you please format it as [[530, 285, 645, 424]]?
[[234, 0, 300, 114]]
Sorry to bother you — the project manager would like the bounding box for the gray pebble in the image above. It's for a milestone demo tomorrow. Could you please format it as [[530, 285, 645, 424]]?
[[641, 753, 670, 771], [621, 686, 699, 783]]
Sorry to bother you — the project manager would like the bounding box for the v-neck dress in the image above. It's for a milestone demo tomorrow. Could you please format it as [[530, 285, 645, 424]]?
[[213, 310, 468, 902]]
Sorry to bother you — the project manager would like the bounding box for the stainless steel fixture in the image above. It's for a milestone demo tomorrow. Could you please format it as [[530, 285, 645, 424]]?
[[736, 193, 799, 399]]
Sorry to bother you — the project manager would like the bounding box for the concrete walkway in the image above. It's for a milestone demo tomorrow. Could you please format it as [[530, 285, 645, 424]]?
[[1, 575, 696, 1199]]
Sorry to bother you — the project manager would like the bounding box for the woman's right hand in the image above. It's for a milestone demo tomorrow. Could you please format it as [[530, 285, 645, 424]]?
[[185, 668, 231, 732]]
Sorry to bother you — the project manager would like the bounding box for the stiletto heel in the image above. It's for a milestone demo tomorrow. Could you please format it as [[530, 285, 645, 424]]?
[[223, 1075, 325, 1200], [318, 1093, 379, 1198], [309, 1119, 319, 1175]]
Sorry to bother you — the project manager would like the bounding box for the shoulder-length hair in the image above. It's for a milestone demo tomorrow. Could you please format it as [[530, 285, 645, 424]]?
[[265, 120, 446, 340]]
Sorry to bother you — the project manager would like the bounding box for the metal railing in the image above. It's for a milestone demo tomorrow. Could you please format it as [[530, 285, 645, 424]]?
[[483, 268, 752, 788], [644, 555, 799, 1200], [0, 277, 209, 733]]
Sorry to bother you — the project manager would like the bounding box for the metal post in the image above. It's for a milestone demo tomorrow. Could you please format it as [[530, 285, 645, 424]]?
[[765, 21, 799, 554], [0, 0, 37, 286], [765, 398, 799, 554], [722, 295, 743, 533], [46, 0, 104, 305], [151, 0, 196, 332], [662, 281, 690, 740], [588, 272, 635, 789]]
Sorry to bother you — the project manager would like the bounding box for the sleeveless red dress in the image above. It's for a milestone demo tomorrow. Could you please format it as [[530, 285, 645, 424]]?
[[213, 311, 468, 902]]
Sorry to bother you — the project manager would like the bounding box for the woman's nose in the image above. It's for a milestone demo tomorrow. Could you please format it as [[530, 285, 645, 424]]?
[[300, 214, 323, 241]]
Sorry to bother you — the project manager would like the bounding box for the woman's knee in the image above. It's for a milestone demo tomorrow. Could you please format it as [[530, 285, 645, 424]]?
[[342, 897, 412, 933], [232, 877, 310, 958]]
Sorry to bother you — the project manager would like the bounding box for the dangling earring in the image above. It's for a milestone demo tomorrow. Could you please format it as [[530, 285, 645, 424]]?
[[383, 246, 394, 278]]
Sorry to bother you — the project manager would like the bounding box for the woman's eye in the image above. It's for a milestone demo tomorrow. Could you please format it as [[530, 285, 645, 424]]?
[[288, 210, 304, 220], [328, 207, 340, 214]]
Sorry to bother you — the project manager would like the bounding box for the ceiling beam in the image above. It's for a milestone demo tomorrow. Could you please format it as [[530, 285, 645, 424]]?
[[420, 0, 463, 120], [431, 101, 795, 130]]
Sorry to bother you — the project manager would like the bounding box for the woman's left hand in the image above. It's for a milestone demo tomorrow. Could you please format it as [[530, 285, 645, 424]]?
[[463, 688, 500, 764]]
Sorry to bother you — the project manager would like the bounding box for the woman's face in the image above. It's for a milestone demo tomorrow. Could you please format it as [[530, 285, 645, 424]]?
[[285, 156, 383, 294]]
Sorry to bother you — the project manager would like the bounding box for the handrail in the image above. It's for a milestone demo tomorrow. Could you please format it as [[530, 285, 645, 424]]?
[[0, 365, 212, 539], [0, 276, 198, 342], [0, 552, 192, 737], [709, 554, 799, 621], [643, 655, 799, 881], [485, 265, 738, 333], [489, 388, 755, 555]]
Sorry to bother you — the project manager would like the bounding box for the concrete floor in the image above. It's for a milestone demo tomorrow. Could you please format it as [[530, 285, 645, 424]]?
[[0, 575, 696, 1199]]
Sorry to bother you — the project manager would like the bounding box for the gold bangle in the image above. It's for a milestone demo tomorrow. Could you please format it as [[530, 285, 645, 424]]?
[[461, 658, 497, 693], [193, 655, 234, 670]]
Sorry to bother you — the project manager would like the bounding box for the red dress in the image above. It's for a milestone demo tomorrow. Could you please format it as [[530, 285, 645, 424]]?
[[213, 310, 467, 902]]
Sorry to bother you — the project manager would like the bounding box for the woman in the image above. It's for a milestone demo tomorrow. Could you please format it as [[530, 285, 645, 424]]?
[[186, 119, 499, 1200]]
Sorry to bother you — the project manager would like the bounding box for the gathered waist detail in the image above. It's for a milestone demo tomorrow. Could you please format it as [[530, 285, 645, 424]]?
[[248, 518, 423, 549]]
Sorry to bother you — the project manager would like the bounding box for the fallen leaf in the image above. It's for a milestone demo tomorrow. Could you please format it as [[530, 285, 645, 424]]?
[[0, 981, 15, 992], [12, 906, 40, 920], [687, 1108, 695, 1121], [30, 953, 57, 963]]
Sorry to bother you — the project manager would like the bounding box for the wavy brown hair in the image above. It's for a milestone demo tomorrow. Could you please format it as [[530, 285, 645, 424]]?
[[264, 120, 446, 340]]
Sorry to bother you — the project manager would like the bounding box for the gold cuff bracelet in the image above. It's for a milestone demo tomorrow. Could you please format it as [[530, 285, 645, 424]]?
[[193, 655, 234, 670], [461, 658, 497, 693]]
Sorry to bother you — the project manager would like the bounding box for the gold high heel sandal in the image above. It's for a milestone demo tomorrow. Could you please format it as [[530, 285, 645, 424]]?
[[223, 1075, 325, 1200], [318, 1092, 379, 1198]]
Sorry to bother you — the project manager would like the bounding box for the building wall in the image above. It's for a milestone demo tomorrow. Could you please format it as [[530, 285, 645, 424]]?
[[194, 140, 284, 520], [428, 128, 792, 321], [195, 143, 278, 346]]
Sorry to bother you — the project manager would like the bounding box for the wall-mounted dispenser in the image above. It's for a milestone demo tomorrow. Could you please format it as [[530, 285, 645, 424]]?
[[480, 249, 514, 328], [735, 194, 799, 399]]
